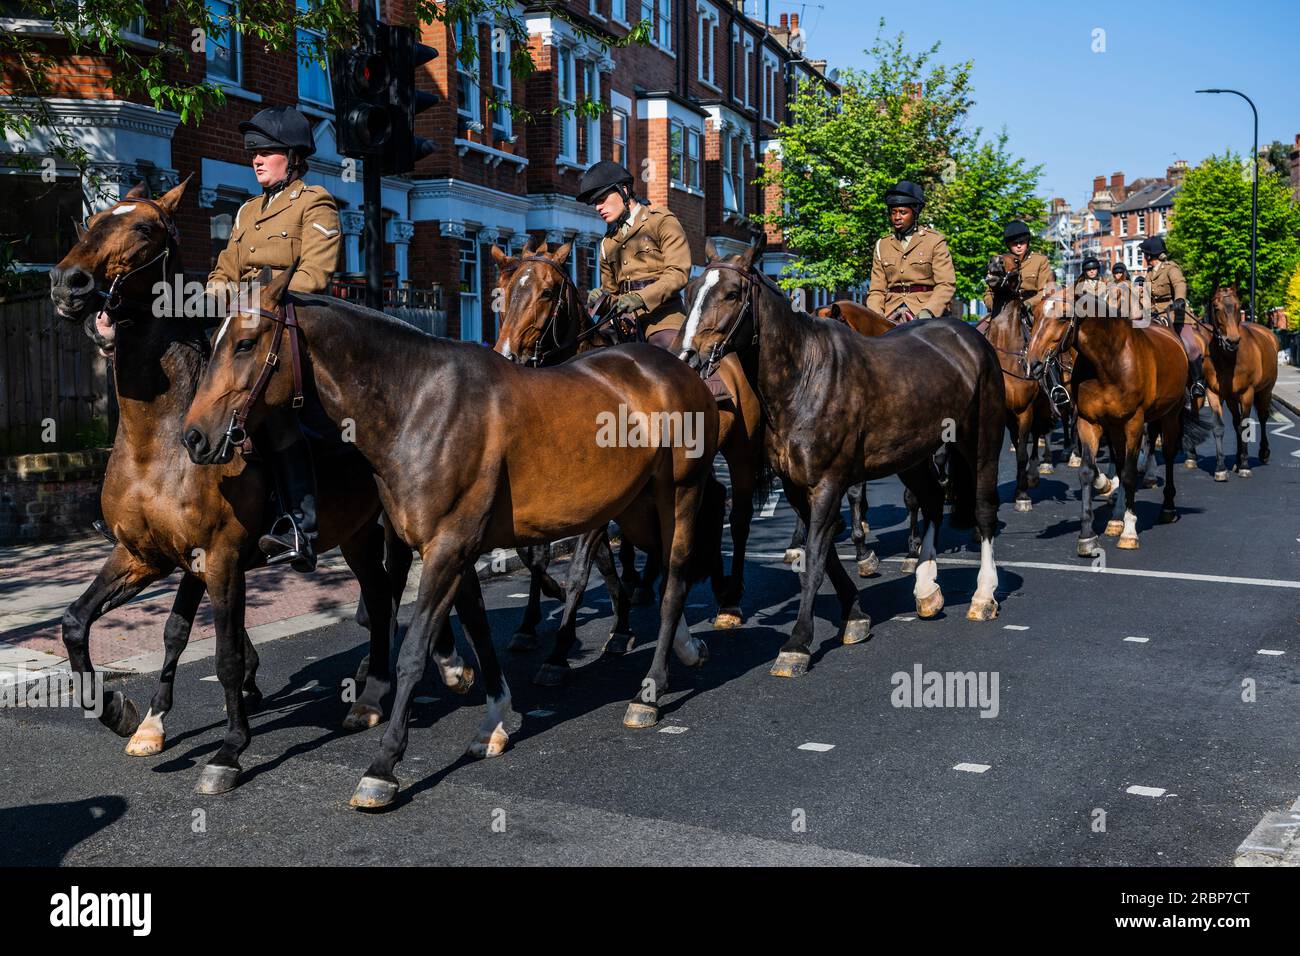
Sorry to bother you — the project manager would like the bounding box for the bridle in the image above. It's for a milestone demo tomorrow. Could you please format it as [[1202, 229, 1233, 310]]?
[[84, 197, 182, 325], [693, 260, 761, 381], [215, 300, 306, 459], [508, 255, 625, 366]]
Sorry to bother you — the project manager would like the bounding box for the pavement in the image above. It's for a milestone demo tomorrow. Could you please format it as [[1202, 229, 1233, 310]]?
[[1, 404, 1298, 866]]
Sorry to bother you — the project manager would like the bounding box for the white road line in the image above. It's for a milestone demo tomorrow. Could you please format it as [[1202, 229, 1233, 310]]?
[[414, 696, 437, 704], [954, 763, 991, 774], [526, 709, 555, 718], [1124, 636, 1150, 644], [1003, 625, 1029, 631], [658, 725, 689, 734], [507, 593, 529, 599], [896, 616, 916, 622], [200, 675, 219, 682], [759, 488, 782, 519], [1257, 649, 1286, 656], [798, 742, 835, 752], [1126, 785, 1167, 797]]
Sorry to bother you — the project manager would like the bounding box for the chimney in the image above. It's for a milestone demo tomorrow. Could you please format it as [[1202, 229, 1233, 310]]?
[[779, 12, 788, 29], [791, 12, 799, 31], [1110, 172, 1125, 200], [1166, 160, 1187, 186], [1092, 175, 1105, 196]]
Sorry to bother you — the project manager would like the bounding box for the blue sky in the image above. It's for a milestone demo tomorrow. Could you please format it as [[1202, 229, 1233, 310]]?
[[783, 0, 1300, 205]]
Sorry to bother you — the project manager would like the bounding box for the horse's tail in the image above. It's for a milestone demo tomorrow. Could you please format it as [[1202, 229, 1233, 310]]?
[[948, 439, 977, 530], [685, 472, 728, 585], [1180, 402, 1213, 449], [752, 459, 777, 512], [951, 336, 1006, 532]]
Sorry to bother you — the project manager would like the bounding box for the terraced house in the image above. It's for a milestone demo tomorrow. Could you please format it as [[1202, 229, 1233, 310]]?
[[0, 0, 839, 341]]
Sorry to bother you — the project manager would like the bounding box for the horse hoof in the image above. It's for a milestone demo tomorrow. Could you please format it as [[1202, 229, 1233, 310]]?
[[1183, 458, 1198, 470], [1117, 534, 1140, 550], [533, 663, 569, 687], [1077, 536, 1099, 558], [769, 651, 810, 679], [243, 688, 263, 712], [442, 665, 475, 695], [1068, 454, 1082, 468], [782, 548, 802, 565], [507, 631, 539, 653], [842, 618, 871, 645], [898, 557, 919, 574], [713, 608, 743, 629], [631, 586, 656, 606], [623, 702, 659, 729], [124, 710, 165, 756], [916, 587, 945, 619], [467, 726, 510, 759], [1238, 468, 1252, 478], [966, 598, 999, 622], [857, 553, 880, 577], [685, 639, 710, 667], [1158, 509, 1179, 525], [105, 695, 141, 738], [1014, 498, 1033, 513], [1037, 462, 1054, 476], [1214, 470, 1229, 482], [349, 775, 398, 809], [1104, 519, 1124, 537], [604, 631, 635, 656], [342, 704, 382, 731], [1142, 477, 1158, 489], [194, 764, 240, 795]]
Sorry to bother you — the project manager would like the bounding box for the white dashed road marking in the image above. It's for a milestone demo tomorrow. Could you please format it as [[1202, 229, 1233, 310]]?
[[659, 725, 689, 734], [954, 763, 991, 774], [1003, 625, 1029, 631], [1124, 636, 1150, 643], [1257, 649, 1285, 656], [759, 489, 782, 519], [1127, 785, 1167, 797], [798, 742, 835, 752], [526, 709, 555, 718]]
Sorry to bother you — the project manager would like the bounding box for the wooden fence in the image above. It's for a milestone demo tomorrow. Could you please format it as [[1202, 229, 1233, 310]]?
[[0, 292, 116, 456]]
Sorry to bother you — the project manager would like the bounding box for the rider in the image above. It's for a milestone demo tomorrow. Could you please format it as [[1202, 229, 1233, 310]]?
[[1140, 235, 1203, 410], [866, 180, 955, 321], [987, 221, 1068, 410], [206, 106, 343, 572], [578, 159, 730, 403], [1075, 255, 1105, 297], [1108, 260, 1133, 313]]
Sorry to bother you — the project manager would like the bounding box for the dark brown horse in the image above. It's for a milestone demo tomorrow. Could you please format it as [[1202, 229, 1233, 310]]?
[[1025, 289, 1208, 555], [45, 180, 408, 793], [678, 236, 1006, 680], [181, 265, 723, 809], [491, 238, 766, 633]]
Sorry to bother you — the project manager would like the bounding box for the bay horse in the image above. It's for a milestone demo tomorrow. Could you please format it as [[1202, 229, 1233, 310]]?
[[490, 238, 766, 635], [1025, 290, 1208, 555], [678, 235, 1006, 680], [1184, 286, 1276, 480], [981, 254, 1057, 513], [45, 179, 411, 792], [181, 265, 723, 809]]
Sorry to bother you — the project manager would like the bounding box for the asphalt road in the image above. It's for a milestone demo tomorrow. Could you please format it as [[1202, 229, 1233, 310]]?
[[3, 407, 1299, 866]]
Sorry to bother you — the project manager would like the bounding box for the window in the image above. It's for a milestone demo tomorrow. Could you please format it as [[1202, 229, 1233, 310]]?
[[459, 235, 482, 342], [0, 170, 83, 265], [296, 0, 331, 107], [762, 51, 778, 120], [743, 35, 754, 108], [722, 132, 744, 214], [697, 3, 718, 87], [454, 20, 481, 127], [583, 61, 601, 163], [568, 236, 580, 285], [1136, 214, 1145, 235], [1119, 215, 1128, 237], [206, 0, 241, 85], [640, 0, 653, 32], [656, 0, 673, 51], [208, 197, 243, 269], [612, 0, 626, 23], [670, 119, 701, 191], [557, 47, 577, 162], [588, 0, 603, 17], [611, 107, 628, 166], [490, 27, 512, 141]]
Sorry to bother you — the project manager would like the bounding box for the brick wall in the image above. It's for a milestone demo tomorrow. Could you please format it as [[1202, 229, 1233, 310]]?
[[0, 451, 108, 544]]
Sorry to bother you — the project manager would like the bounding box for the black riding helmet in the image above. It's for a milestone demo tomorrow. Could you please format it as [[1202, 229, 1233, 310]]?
[[1112, 262, 1128, 276], [578, 160, 635, 205], [883, 180, 925, 208], [1081, 255, 1101, 272], [1139, 235, 1166, 258], [239, 106, 316, 157], [1003, 221, 1033, 244]]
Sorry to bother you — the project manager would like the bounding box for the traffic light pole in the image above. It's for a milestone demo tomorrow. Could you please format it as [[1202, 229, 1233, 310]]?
[[364, 158, 383, 311]]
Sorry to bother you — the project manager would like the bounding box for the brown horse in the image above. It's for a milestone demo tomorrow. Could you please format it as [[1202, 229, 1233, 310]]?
[[982, 254, 1056, 513], [1025, 290, 1208, 555], [45, 179, 408, 792], [490, 239, 766, 633], [1189, 286, 1276, 481], [181, 265, 723, 809]]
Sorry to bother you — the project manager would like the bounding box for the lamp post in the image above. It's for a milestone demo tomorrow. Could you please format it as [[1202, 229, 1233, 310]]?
[[1196, 88, 1258, 323]]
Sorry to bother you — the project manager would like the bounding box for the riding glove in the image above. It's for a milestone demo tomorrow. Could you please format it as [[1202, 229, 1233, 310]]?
[[915, 309, 934, 320], [612, 292, 645, 316], [586, 287, 604, 311]]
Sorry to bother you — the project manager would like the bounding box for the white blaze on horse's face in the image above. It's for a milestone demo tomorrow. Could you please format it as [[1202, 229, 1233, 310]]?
[[212, 313, 235, 350], [681, 269, 721, 358]]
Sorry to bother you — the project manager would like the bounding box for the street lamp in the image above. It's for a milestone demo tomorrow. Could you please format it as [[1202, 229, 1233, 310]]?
[[1196, 88, 1258, 323]]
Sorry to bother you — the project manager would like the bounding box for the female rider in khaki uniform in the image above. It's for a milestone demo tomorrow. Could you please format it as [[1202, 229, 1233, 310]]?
[[206, 106, 342, 571]]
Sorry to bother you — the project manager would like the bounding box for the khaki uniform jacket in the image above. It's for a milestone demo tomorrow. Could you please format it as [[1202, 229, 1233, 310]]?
[[1145, 258, 1187, 313], [866, 226, 956, 317], [598, 204, 692, 336], [983, 251, 1054, 312], [207, 182, 342, 296]]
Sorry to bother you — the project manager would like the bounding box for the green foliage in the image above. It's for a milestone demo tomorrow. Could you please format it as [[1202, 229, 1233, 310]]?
[[1167, 152, 1300, 313]]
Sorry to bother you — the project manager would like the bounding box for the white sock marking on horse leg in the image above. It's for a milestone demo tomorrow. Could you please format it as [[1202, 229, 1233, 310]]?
[[680, 269, 720, 358], [973, 538, 998, 604], [1122, 509, 1138, 538], [473, 676, 512, 755], [672, 614, 701, 666], [914, 525, 939, 599]]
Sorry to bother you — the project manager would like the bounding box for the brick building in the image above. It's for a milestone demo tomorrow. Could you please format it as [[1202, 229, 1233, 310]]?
[[0, 0, 840, 341]]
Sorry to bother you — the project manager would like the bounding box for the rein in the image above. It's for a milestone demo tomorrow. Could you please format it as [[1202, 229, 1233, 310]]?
[[982, 305, 1041, 381], [512, 255, 625, 366], [697, 260, 760, 381], [216, 301, 306, 458], [89, 197, 182, 325]]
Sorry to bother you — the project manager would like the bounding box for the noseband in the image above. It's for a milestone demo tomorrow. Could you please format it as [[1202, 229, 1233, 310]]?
[[216, 301, 306, 459], [694, 260, 761, 380]]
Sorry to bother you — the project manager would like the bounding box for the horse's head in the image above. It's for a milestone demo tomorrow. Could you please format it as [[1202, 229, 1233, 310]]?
[[182, 265, 298, 465], [678, 233, 767, 375], [48, 177, 189, 358], [1208, 285, 1242, 351], [1024, 285, 1076, 378], [490, 237, 577, 365]]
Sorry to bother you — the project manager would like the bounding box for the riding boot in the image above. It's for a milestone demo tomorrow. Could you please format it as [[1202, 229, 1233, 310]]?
[[258, 431, 318, 573], [1045, 357, 1072, 416]]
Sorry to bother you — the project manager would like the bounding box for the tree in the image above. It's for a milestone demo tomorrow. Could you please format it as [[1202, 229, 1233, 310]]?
[[757, 23, 975, 292], [1285, 260, 1300, 332], [1167, 152, 1300, 313], [931, 131, 1047, 306], [1262, 140, 1292, 181]]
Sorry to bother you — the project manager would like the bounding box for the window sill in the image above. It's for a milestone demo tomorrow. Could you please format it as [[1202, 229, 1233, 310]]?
[[211, 81, 263, 104], [556, 157, 586, 174], [297, 100, 334, 120], [671, 181, 705, 198], [1, 20, 158, 51], [455, 137, 529, 171], [699, 77, 721, 95]]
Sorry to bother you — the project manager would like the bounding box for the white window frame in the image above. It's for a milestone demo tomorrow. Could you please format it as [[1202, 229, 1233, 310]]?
[[583, 60, 601, 163], [459, 233, 482, 343], [296, 0, 332, 109], [1119, 215, 1128, 237], [655, 0, 674, 52], [612, 0, 627, 24], [762, 49, 778, 121], [669, 118, 702, 193], [697, 2, 719, 90], [611, 106, 629, 166], [205, 0, 242, 88], [490, 24, 512, 141], [722, 130, 745, 215], [557, 46, 578, 164], [743, 34, 755, 109], [454, 20, 482, 129], [588, 0, 603, 19]]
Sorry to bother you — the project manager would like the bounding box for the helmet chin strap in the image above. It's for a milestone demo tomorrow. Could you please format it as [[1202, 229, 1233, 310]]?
[[604, 185, 636, 239]]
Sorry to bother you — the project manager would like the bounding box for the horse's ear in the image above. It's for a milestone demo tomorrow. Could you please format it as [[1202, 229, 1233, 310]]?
[[125, 180, 150, 200], [490, 244, 516, 272], [523, 234, 540, 254], [260, 262, 296, 311], [827, 302, 843, 321], [536, 240, 550, 255], [741, 230, 768, 269], [156, 173, 192, 215], [705, 237, 719, 263], [552, 241, 572, 265], [73, 216, 87, 242]]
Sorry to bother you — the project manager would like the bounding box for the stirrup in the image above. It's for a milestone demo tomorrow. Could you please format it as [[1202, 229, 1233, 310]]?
[[1191, 381, 1206, 398], [1049, 385, 1072, 410], [92, 519, 117, 545], [258, 514, 317, 573]]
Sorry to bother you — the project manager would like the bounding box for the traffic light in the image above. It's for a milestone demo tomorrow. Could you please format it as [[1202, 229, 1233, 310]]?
[[331, 5, 391, 158], [382, 24, 439, 176]]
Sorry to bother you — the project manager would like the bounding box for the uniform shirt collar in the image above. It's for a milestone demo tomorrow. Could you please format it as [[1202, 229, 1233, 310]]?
[[618, 202, 644, 239]]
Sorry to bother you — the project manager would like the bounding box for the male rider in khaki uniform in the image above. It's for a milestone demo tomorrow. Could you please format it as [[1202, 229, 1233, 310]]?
[[1140, 234, 1202, 410], [984, 221, 1054, 313], [866, 180, 956, 320]]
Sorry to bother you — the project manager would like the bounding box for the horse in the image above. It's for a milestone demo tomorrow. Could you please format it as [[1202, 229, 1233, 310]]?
[[1185, 286, 1276, 481], [1024, 290, 1208, 555], [490, 238, 767, 636], [678, 235, 1006, 680], [44, 179, 407, 793], [981, 254, 1057, 513], [181, 264, 724, 809]]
